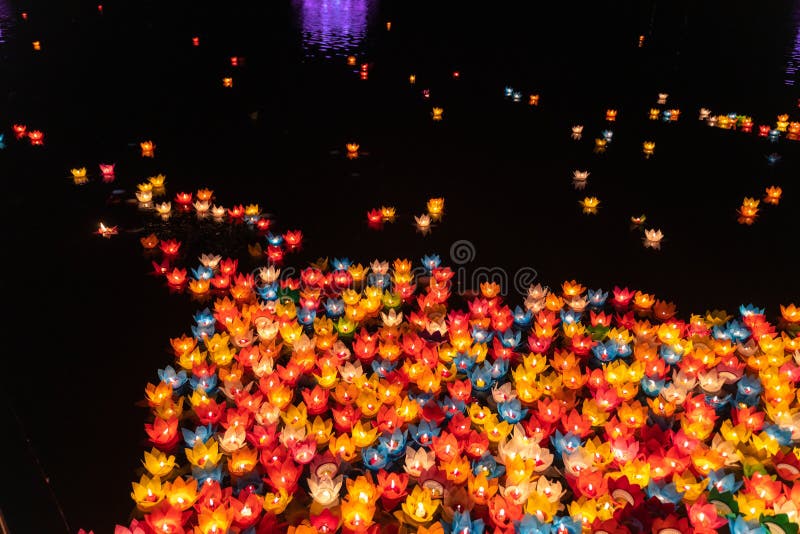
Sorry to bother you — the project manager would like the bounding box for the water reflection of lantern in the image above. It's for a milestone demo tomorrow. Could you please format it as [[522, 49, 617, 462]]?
[[764, 186, 782, 205], [571, 125, 583, 140], [432, 107, 444, 121], [642, 141, 655, 157], [529, 94, 540, 106], [580, 197, 600, 214], [643, 229, 663, 250], [32, 41, 41, 50], [28, 130, 44, 146], [141, 140, 155, 157], [346, 143, 360, 159], [223, 77, 233, 88], [605, 109, 617, 121]]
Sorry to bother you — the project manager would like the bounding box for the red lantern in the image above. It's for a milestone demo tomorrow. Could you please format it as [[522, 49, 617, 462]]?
[[160, 239, 181, 256], [228, 205, 244, 218], [758, 125, 770, 137], [28, 130, 44, 146], [256, 218, 271, 231], [284, 230, 303, 248], [166, 268, 187, 286], [192, 36, 200, 46], [13, 124, 27, 139], [175, 192, 193, 206], [267, 246, 284, 263]]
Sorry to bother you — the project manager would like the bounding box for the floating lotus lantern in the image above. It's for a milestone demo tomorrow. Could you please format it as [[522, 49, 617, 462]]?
[[642, 141, 655, 157], [572, 170, 589, 190], [764, 186, 782, 205], [347, 55, 356, 66], [346, 143, 360, 160], [71, 167, 88, 184], [432, 107, 444, 121], [649, 108, 660, 120], [192, 36, 199, 46], [415, 214, 432, 234], [99, 163, 115, 181], [571, 125, 583, 140], [630, 214, 646, 227], [136, 190, 153, 203], [699, 108, 711, 120], [96, 222, 118, 238], [222, 77, 233, 88], [594, 138, 607, 154], [409, 74, 416, 84], [529, 94, 540, 106], [32, 40, 41, 50], [13, 124, 26, 139], [643, 228, 663, 250], [580, 197, 600, 214], [777, 114, 790, 132], [28, 130, 44, 146], [605, 109, 617, 121], [657, 93, 668, 105], [140, 141, 155, 157], [155, 202, 172, 217]]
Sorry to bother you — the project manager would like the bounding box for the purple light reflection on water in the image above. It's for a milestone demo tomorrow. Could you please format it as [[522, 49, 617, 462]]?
[[0, 0, 11, 44], [294, 0, 373, 59], [786, 0, 800, 85]]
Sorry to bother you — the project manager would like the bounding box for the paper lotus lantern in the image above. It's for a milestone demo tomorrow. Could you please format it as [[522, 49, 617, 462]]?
[[71, 167, 88, 184], [28, 130, 44, 145], [529, 94, 540, 106], [347, 55, 357, 66], [96, 222, 118, 238], [764, 186, 782, 205], [649, 108, 660, 120], [381, 206, 396, 222], [630, 214, 646, 226], [415, 214, 432, 233], [174, 192, 192, 206], [99, 163, 115, 181], [222, 77, 233, 88], [13, 124, 27, 139], [657, 93, 668, 105], [699, 108, 711, 120], [572, 170, 589, 190], [136, 190, 153, 203], [140, 141, 155, 157], [605, 109, 617, 121], [580, 197, 600, 214], [346, 143, 360, 159], [571, 125, 583, 140], [594, 138, 607, 153], [155, 202, 172, 216], [32, 40, 41, 50], [642, 141, 655, 157], [409, 74, 416, 84], [643, 229, 663, 250], [432, 107, 444, 121], [149, 174, 166, 187]]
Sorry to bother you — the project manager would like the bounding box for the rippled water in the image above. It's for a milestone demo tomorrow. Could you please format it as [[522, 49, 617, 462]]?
[[786, 0, 800, 85], [0, 0, 13, 44], [293, 0, 374, 59]]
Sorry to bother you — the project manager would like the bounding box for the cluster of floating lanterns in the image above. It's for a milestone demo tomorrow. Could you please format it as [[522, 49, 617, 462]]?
[[113, 250, 800, 534], [736, 187, 782, 226], [704, 113, 800, 142], [367, 198, 444, 235], [7, 124, 45, 146]]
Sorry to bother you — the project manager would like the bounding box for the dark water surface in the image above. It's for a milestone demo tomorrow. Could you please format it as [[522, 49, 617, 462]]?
[[1, 0, 800, 531]]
